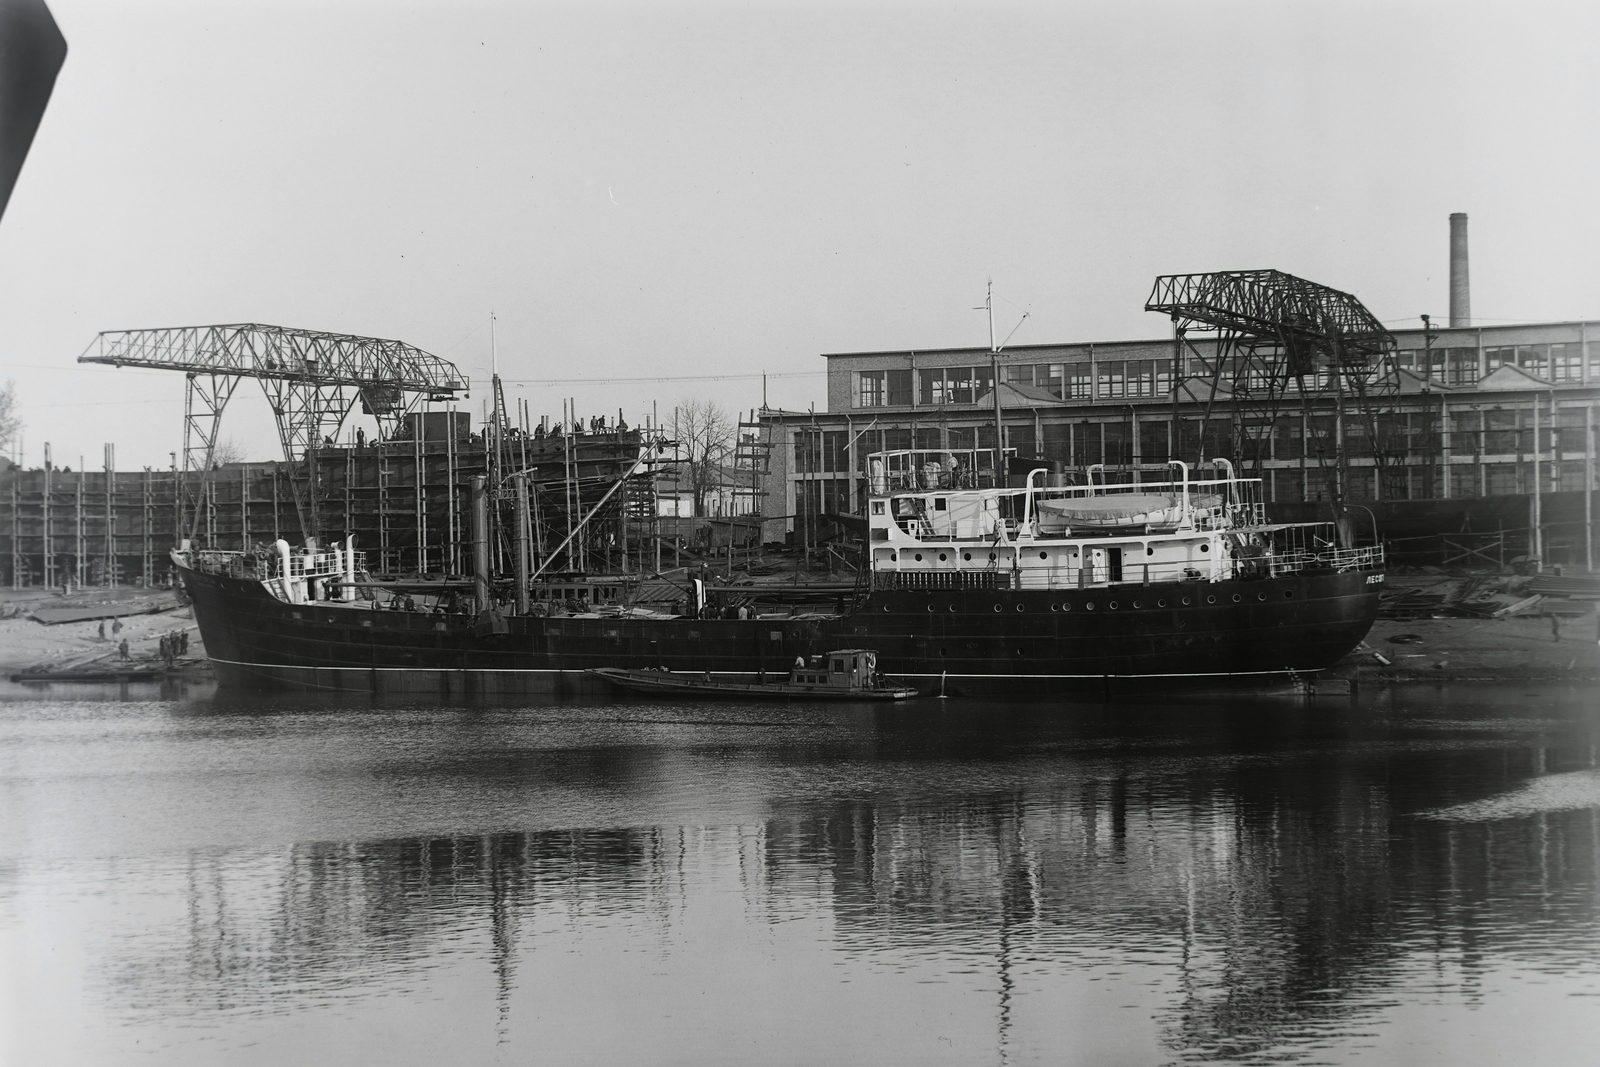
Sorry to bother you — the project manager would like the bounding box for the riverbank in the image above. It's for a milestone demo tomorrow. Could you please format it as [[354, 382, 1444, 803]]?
[[1345, 614, 1600, 683], [0, 586, 209, 677]]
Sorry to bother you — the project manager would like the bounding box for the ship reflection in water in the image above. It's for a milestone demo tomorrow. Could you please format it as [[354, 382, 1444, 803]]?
[[3, 687, 1599, 1065]]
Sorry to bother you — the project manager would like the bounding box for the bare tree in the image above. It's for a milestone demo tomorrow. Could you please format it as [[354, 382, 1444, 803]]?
[[0, 381, 20, 458], [675, 399, 734, 517], [209, 437, 251, 467]]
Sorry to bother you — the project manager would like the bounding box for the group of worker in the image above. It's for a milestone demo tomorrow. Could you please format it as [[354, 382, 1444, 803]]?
[[158, 630, 189, 667], [533, 414, 627, 439]]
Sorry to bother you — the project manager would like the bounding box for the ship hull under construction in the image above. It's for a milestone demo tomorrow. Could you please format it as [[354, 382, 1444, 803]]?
[[178, 561, 1381, 699]]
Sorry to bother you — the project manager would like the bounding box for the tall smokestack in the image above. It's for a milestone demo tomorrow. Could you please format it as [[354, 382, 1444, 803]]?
[[1449, 212, 1470, 327]]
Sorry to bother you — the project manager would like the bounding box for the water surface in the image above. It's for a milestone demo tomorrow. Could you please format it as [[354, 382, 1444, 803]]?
[[2, 682, 1598, 1065]]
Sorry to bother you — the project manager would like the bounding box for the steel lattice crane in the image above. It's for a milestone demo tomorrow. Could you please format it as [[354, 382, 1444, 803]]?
[[1145, 270, 1402, 506], [78, 323, 469, 543]]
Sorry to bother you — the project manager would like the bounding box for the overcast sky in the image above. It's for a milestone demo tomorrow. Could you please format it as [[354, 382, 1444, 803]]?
[[2, 0, 1596, 469]]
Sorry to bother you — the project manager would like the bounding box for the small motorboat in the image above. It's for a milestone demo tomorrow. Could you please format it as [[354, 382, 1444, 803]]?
[[590, 649, 920, 701]]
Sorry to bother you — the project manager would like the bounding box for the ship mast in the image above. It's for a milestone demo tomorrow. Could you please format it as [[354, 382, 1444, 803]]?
[[987, 280, 1004, 477]]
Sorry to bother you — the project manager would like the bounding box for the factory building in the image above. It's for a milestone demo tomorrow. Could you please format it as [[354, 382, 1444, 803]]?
[[760, 317, 1600, 564]]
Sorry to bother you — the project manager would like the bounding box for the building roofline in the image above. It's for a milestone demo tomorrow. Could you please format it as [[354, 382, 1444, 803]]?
[[821, 318, 1600, 360]]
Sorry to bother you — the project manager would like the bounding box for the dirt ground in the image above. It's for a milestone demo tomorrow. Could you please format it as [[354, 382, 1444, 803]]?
[[1346, 612, 1600, 682], [0, 586, 207, 674]]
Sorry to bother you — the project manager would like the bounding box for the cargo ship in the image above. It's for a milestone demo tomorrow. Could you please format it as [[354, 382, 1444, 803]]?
[[175, 447, 1383, 698]]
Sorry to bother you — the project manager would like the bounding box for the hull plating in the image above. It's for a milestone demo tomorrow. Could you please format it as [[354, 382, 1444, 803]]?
[[179, 563, 1381, 698]]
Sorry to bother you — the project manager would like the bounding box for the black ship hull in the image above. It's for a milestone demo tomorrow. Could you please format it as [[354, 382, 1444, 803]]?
[[178, 561, 1382, 699]]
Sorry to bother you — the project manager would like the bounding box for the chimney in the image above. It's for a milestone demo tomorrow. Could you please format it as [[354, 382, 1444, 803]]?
[[1449, 212, 1470, 327]]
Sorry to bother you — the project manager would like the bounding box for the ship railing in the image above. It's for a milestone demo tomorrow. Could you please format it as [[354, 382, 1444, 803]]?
[[1266, 545, 1384, 576], [868, 449, 1014, 493], [279, 550, 367, 580], [188, 550, 267, 580]]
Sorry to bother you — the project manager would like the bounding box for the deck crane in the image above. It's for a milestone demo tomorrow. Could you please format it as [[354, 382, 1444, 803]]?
[[78, 324, 468, 544], [1145, 270, 1402, 508]]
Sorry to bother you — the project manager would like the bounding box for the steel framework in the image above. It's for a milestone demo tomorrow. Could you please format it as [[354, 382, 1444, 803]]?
[[79, 324, 468, 542], [1146, 270, 1402, 504]]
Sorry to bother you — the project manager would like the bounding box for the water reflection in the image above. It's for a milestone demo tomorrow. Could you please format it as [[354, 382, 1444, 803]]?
[[62, 689, 1600, 1064]]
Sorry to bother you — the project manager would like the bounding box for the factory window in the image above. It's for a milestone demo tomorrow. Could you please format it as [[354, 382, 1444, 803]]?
[[1139, 419, 1169, 464], [1484, 463, 1518, 495], [855, 429, 880, 469], [1094, 359, 1170, 398], [1449, 465, 1481, 498], [1560, 460, 1588, 491], [857, 371, 885, 407], [913, 427, 942, 451], [794, 430, 818, 473], [1008, 424, 1037, 459], [1345, 468, 1377, 502], [883, 427, 912, 453], [1516, 344, 1550, 379], [794, 430, 847, 473], [947, 426, 974, 451], [1097, 362, 1126, 399], [917, 366, 993, 405], [1484, 410, 1518, 454], [1067, 363, 1093, 400], [1447, 348, 1479, 386], [1042, 422, 1071, 463], [1073, 422, 1101, 466], [1273, 416, 1302, 460], [1103, 422, 1133, 465], [886, 369, 912, 405], [1484, 347, 1515, 373], [1450, 411, 1482, 453], [1549, 343, 1583, 383], [1037, 363, 1066, 398]]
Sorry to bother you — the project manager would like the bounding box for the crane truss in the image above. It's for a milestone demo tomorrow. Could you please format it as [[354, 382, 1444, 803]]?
[[79, 324, 469, 542], [1145, 270, 1403, 503]]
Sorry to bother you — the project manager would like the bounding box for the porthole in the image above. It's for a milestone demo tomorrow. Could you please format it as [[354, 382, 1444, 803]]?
[[926, 604, 934, 612], [1132, 600, 1141, 609], [963, 552, 972, 561], [1015, 604, 1025, 612], [947, 604, 956, 612], [1062, 602, 1072, 611], [939, 552, 948, 562], [1157, 599, 1167, 608], [940, 648, 948, 657], [889, 551, 897, 561], [1232, 594, 1242, 603], [1050, 603, 1059, 612], [993, 604, 1002, 612], [1181, 597, 1190, 606], [989, 553, 997, 562], [1257, 592, 1267, 601], [914, 553, 923, 562], [1086, 602, 1096, 611], [1039, 551, 1048, 560], [1147, 547, 1155, 556], [1206, 595, 1216, 604], [1285, 590, 1295, 599], [1201, 544, 1210, 552]]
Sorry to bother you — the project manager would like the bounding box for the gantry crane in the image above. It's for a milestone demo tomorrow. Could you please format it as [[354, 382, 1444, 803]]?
[[1145, 270, 1401, 506], [78, 324, 468, 543]]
